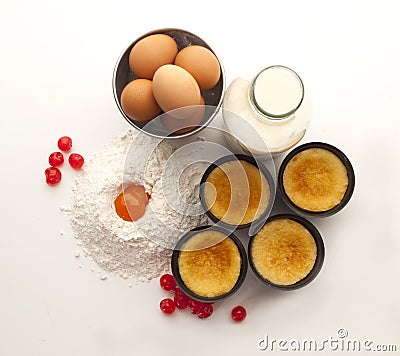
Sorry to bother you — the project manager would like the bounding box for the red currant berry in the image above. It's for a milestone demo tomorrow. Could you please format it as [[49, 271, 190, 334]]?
[[57, 136, 72, 152], [188, 299, 204, 315], [45, 167, 62, 185], [159, 274, 176, 292], [159, 298, 176, 315], [174, 289, 189, 310], [197, 303, 213, 319], [231, 306, 247, 322], [48, 152, 64, 167], [68, 153, 84, 169]]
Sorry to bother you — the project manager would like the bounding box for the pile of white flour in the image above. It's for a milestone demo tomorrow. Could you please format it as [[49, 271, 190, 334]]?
[[65, 130, 207, 282]]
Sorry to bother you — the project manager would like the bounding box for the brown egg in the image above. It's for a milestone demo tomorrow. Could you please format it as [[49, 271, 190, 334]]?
[[175, 45, 221, 90], [162, 96, 205, 134], [129, 34, 178, 79], [152, 64, 201, 113], [121, 79, 161, 122]]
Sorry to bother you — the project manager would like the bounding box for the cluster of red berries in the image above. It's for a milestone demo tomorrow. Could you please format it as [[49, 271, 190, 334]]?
[[45, 136, 85, 185], [159, 274, 246, 322]]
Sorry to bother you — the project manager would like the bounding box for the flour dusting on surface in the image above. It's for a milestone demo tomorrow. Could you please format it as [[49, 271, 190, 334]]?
[[64, 130, 207, 282]]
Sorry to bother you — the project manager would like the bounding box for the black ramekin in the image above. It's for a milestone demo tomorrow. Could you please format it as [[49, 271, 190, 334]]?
[[278, 142, 355, 218], [248, 214, 325, 291], [171, 225, 248, 303], [199, 154, 275, 233]]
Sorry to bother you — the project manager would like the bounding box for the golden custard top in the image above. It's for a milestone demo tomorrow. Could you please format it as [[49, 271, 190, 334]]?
[[178, 231, 241, 297], [204, 160, 270, 225], [283, 148, 348, 212], [251, 218, 317, 285]]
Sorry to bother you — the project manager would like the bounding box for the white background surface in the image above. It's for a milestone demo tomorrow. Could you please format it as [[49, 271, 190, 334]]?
[[1, 1, 400, 355]]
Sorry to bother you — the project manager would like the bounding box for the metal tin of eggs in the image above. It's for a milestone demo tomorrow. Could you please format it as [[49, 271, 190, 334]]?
[[113, 28, 225, 139]]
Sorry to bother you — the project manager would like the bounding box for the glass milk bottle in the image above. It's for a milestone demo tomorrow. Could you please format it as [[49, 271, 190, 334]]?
[[222, 65, 311, 156]]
